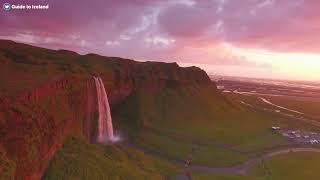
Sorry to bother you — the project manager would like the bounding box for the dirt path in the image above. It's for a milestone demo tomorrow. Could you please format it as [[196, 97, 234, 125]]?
[[258, 97, 304, 115], [187, 148, 320, 175], [121, 134, 320, 180], [125, 140, 320, 177], [128, 100, 320, 178], [172, 142, 320, 179]]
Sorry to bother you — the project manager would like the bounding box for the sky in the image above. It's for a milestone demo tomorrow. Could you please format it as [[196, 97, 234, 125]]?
[[0, 0, 319, 81]]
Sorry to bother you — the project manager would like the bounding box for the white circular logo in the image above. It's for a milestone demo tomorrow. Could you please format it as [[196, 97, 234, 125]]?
[[3, 3, 10, 11]]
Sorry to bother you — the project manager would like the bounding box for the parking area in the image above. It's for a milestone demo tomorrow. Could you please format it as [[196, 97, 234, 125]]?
[[280, 129, 320, 144]]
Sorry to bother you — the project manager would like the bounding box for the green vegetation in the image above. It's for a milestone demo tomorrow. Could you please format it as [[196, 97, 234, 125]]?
[[192, 151, 320, 180], [115, 86, 288, 152], [3, 41, 320, 179], [42, 136, 180, 180], [226, 93, 320, 132], [0, 146, 16, 180], [134, 131, 193, 160], [191, 173, 248, 180], [192, 145, 250, 167], [269, 96, 320, 120], [261, 151, 320, 180]]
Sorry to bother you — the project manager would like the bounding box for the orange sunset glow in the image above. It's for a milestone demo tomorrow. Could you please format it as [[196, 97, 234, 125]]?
[[1, 0, 319, 81]]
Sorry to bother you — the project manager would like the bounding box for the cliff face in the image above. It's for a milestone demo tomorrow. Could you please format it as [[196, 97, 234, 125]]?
[[102, 60, 212, 104], [0, 40, 215, 179], [0, 76, 87, 179]]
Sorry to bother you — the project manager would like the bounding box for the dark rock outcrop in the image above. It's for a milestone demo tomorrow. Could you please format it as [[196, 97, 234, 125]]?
[[101, 61, 212, 104]]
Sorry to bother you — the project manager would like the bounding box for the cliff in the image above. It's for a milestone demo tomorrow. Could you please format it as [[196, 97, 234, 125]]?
[[100, 59, 212, 104], [0, 40, 212, 101], [0, 40, 216, 179]]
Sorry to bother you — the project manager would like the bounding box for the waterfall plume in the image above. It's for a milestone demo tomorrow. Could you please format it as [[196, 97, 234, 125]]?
[[93, 76, 115, 143]]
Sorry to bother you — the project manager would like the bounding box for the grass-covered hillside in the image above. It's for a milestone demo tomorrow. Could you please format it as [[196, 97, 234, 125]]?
[[1, 40, 320, 179], [0, 40, 213, 179]]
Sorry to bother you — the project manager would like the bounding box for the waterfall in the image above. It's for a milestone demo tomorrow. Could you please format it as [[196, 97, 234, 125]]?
[[93, 77, 114, 143]]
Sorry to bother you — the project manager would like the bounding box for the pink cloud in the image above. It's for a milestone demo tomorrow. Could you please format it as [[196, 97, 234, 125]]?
[[0, 0, 319, 73]]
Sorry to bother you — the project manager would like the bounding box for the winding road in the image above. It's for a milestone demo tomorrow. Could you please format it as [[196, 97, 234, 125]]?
[[174, 147, 320, 179], [125, 139, 320, 179], [187, 148, 320, 175], [127, 94, 320, 179], [258, 97, 304, 115]]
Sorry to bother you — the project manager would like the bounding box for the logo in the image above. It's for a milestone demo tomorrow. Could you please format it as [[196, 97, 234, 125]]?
[[3, 3, 10, 11]]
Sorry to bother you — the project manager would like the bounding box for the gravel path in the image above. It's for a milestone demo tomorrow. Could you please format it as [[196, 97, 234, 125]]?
[[124, 138, 320, 178], [187, 147, 320, 175]]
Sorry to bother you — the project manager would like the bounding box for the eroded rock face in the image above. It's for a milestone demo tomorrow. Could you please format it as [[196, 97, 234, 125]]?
[[103, 61, 212, 104], [17, 78, 74, 103], [0, 40, 215, 179], [0, 76, 87, 180]]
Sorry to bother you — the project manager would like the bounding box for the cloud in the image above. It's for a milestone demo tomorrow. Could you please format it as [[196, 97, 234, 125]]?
[[145, 36, 175, 46], [105, 41, 120, 46], [157, 3, 215, 37], [0, 0, 319, 75], [218, 0, 320, 52]]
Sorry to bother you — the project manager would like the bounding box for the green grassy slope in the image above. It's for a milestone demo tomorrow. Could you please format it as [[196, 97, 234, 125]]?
[[192, 151, 320, 180], [42, 135, 180, 180], [114, 85, 288, 151], [2, 40, 320, 179], [0, 40, 211, 178]]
